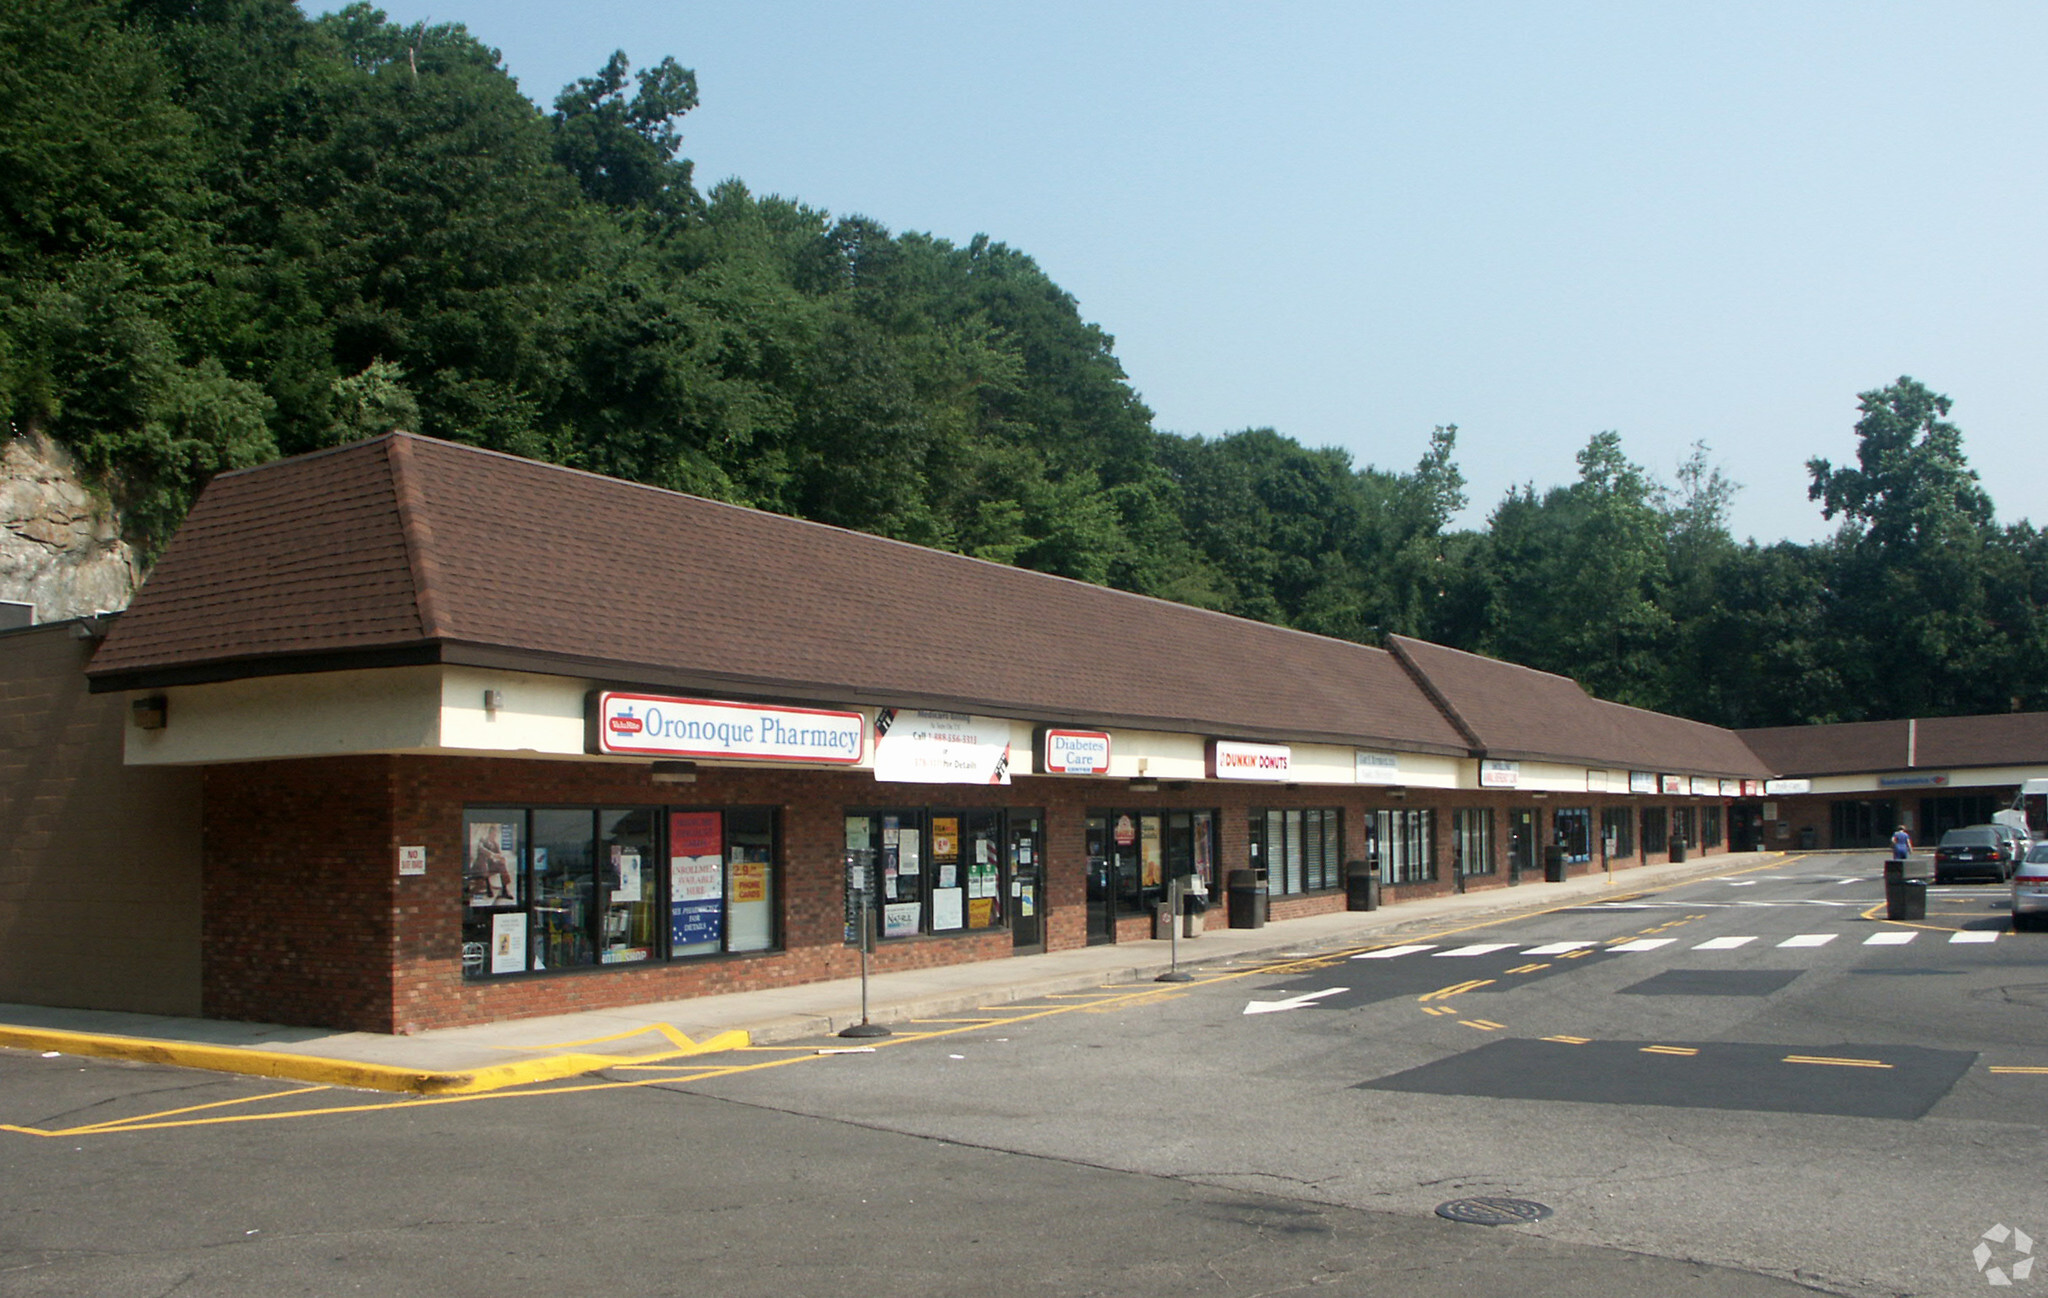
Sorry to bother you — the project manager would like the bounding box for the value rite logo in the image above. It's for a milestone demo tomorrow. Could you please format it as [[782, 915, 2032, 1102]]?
[[1975, 1224, 2034, 1287]]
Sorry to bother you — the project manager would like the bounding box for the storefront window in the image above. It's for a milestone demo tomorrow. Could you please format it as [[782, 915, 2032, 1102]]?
[[1701, 805, 1724, 849], [1373, 808, 1436, 885], [1672, 807, 1696, 848], [1553, 807, 1592, 864], [1601, 807, 1634, 859], [845, 808, 1037, 940], [1252, 808, 1342, 895], [464, 805, 780, 981], [1453, 808, 1494, 875], [1642, 808, 1669, 855]]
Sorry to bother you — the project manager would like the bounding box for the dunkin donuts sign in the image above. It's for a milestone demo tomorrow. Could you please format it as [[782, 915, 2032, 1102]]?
[[1209, 740, 1293, 781]]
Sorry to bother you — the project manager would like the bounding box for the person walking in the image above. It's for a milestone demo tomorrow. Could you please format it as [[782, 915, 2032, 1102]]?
[[1891, 825, 1912, 860]]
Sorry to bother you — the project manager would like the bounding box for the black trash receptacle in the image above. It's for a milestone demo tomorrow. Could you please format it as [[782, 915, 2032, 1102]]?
[[1885, 876, 1927, 921], [1226, 868, 1268, 929], [1543, 845, 1566, 882], [1670, 838, 1688, 863], [1798, 827, 1817, 850], [1346, 860, 1381, 911]]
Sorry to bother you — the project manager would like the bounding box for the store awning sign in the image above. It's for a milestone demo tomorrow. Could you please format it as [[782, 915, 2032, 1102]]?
[[591, 692, 865, 763], [1040, 728, 1112, 775], [1629, 771, 1657, 794], [1480, 759, 1520, 789], [873, 708, 1013, 785], [1764, 778, 1811, 795], [1210, 740, 1293, 781], [1355, 751, 1402, 784]]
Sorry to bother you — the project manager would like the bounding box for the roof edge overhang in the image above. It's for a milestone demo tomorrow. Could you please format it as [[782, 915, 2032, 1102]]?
[[85, 640, 1476, 760]]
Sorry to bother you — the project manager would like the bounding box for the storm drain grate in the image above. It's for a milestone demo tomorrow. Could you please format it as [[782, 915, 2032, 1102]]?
[[1434, 1196, 1554, 1226]]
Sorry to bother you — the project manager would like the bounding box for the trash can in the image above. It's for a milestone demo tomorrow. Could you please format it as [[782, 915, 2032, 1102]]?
[[1226, 868, 1267, 929], [1543, 845, 1566, 882], [1346, 859, 1381, 911], [1153, 899, 1176, 940], [1670, 838, 1688, 863], [1798, 827, 1817, 850], [1183, 888, 1207, 938], [1885, 874, 1927, 921]]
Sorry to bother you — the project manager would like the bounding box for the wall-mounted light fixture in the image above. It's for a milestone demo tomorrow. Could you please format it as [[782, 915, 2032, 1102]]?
[[1128, 778, 1160, 793], [482, 688, 504, 713], [131, 696, 167, 730], [1387, 787, 1408, 800], [651, 760, 698, 784]]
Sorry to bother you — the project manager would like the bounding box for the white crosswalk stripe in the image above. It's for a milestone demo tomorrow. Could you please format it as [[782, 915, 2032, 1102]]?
[[1338, 928, 1998, 962]]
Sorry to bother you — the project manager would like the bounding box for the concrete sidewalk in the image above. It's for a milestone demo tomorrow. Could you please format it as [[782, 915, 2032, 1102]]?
[[0, 852, 1796, 1095]]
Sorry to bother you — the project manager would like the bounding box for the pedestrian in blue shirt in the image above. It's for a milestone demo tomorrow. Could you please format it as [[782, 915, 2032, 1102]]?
[[1891, 825, 1912, 859]]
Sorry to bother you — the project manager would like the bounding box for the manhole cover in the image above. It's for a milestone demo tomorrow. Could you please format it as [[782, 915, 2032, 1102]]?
[[1435, 1196, 1554, 1226]]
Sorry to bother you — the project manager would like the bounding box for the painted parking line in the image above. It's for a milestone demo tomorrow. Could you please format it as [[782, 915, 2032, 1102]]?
[[1434, 943, 1517, 957], [1351, 944, 1437, 960], [1522, 941, 1599, 955], [1607, 938, 1676, 952], [1864, 931, 1917, 945], [1950, 930, 2001, 944], [1691, 936, 1756, 950], [1777, 934, 1836, 948]]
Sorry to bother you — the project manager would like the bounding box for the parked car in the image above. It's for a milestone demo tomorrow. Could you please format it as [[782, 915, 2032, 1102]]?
[[2014, 845, 2048, 931], [1991, 821, 2031, 861], [1934, 826, 2014, 884]]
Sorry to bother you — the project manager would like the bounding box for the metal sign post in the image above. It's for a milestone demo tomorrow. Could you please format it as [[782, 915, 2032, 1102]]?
[[840, 887, 890, 1038], [1157, 876, 1193, 983]]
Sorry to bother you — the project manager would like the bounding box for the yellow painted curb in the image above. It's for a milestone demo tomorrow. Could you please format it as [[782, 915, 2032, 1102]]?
[[0, 1024, 750, 1096]]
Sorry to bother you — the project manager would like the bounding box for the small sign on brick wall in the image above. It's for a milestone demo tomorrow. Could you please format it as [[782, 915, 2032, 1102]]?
[[398, 845, 427, 877]]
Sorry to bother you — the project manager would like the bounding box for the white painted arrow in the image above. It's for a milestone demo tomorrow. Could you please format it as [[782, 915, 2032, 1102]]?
[[1243, 986, 1349, 1015]]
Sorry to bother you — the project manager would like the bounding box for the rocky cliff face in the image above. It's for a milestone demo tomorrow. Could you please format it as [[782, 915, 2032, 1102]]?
[[1, 434, 140, 623]]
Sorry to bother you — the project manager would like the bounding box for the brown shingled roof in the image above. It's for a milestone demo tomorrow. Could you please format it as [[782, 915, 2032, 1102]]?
[[1741, 712, 2048, 776], [89, 434, 1471, 753], [1388, 635, 1769, 778]]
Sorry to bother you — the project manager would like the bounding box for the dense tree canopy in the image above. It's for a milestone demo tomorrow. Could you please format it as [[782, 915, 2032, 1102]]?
[[3, 4, 2042, 729]]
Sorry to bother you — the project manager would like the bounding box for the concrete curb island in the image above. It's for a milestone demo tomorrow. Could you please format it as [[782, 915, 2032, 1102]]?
[[0, 851, 1807, 1095]]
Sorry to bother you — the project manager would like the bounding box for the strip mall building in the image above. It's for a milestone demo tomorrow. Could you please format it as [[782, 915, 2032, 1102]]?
[[5, 433, 2045, 1033]]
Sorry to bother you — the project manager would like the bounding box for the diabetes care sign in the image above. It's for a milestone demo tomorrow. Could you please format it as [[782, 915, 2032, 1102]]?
[[592, 692, 865, 764]]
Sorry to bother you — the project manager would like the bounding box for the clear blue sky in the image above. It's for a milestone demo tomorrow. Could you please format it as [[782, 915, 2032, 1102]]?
[[362, 1, 2046, 544]]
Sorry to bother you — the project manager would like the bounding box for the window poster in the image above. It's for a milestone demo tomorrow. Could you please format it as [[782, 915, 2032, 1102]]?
[[932, 888, 965, 931], [489, 911, 528, 975], [884, 902, 922, 938], [1140, 816, 1163, 887], [932, 817, 959, 865], [610, 846, 643, 903], [968, 897, 994, 928], [468, 821, 521, 908], [669, 811, 724, 949], [897, 829, 921, 876], [727, 859, 773, 951]]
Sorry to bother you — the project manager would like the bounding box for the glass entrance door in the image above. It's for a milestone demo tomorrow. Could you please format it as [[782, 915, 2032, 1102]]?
[[1508, 808, 1535, 882], [1084, 815, 1115, 945], [1008, 811, 1044, 951]]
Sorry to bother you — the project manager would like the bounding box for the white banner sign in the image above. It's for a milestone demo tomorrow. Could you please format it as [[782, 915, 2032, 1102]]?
[[1480, 759, 1520, 789], [1629, 771, 1657, 794], [1211, 740, 1293, 781], [594, 692, 864, 763], [873, 709, 1013, 785]]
